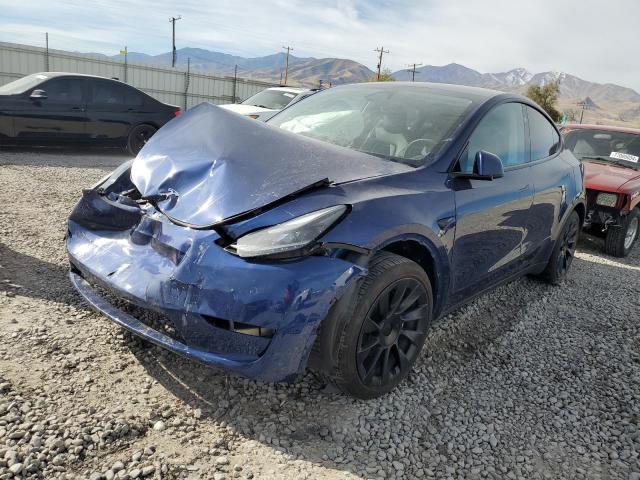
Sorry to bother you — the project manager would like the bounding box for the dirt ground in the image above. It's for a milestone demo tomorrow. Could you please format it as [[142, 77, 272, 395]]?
[[1, 147, 639, 480]]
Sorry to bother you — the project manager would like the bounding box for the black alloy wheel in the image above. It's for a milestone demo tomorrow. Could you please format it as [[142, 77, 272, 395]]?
[[127, 124, 157, 155], [312, 251, 433, 399], [356, 278, 430, 387], [541, 210, 581, 285], [555, 212, 580, 278]]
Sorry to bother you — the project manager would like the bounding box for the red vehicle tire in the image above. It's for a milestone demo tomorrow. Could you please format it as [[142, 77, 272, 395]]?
[[605, 209, 639, 257]]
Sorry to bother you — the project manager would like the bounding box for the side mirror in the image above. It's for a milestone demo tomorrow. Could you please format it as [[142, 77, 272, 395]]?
[[30, 89, 47, 100], [472, 150, 504, 180]]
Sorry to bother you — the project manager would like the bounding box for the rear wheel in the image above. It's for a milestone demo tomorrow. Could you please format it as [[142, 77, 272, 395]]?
[[319, 252, 433, 399], [605, 209, 639, 257], [541, 210, 580, 285], [126, 124, 157, 156]]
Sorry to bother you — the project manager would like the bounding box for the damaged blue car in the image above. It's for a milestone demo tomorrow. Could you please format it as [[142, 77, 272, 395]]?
[[67, 83, 585, 399]]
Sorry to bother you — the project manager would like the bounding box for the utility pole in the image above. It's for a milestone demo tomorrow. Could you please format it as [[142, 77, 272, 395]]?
[[120, 46, 128, 83], [374, 46, 389, 81], [577, 99, 588, 124], [184, 57, 190, 110], [232, 64, 238, 103], [169, 16, 182, 68], [282, 46, 293, 85], [407, 62, 422, 82], [44, 32, 49, 71]]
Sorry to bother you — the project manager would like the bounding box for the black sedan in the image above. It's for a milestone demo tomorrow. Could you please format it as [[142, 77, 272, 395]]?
[[0, 72, 181, 155]]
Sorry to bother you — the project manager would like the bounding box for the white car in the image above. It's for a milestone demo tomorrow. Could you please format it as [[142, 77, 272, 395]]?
[[219, 86, 309, 121]]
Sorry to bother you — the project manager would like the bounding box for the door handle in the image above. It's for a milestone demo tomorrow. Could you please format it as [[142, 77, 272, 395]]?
[[518, 184, 530, 192], [71, 106, 85, 112]]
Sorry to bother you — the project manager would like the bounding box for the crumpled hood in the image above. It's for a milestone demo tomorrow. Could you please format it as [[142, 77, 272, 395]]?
[[131, 102, 412, 227], [583, 159, 640, 193]]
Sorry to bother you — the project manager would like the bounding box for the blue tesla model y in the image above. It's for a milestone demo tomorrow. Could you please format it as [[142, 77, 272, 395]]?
[[67, 82, 585, 398]]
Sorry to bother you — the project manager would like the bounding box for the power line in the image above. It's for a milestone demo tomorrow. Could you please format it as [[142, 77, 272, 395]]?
[[407, 62, 422, 82], [169, 16, 182, 68], [282, 45, 293, 86], [374, 46, 390, 81]]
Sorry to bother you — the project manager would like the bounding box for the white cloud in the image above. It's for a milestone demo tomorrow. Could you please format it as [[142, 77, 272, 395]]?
[[0, 0, 638, 91]]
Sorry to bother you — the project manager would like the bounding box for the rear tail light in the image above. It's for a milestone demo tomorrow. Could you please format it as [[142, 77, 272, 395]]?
[[174, 109, 182, 117], [248, 114, 259, 119]]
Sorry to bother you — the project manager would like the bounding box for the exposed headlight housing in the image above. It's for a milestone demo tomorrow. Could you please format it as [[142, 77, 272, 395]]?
[[92, 159, 133, 190], [231, 205, 347, 258], [595, 192, 618, 208]]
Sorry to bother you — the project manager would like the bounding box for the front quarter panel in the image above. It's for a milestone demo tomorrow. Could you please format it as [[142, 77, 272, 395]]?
[[621, 177, 640, 211], [221, 169, 455, 317], [318, 171, 455, 317]]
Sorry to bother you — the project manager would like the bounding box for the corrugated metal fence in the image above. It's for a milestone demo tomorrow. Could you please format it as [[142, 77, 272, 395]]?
[[0, 41, 278, 108]]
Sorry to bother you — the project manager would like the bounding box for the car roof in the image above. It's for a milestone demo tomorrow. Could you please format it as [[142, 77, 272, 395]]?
[[334, 81, 505, 98], [26, 72, 178, 107], [266, 86, 308, 94], [30, 71, 131, 84], [562, 123, 640, 135]]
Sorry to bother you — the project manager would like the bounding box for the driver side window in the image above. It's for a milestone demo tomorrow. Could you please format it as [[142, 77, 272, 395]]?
[[458, 103, 527, 173], [40, 78, 85, 104]]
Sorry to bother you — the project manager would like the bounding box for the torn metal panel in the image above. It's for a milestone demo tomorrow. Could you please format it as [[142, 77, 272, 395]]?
[[130, 102, 412, 228]]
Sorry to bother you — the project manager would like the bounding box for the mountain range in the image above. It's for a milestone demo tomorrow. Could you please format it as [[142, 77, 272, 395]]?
[[98, 47, 639, 126], [106, 48, 374, 86]]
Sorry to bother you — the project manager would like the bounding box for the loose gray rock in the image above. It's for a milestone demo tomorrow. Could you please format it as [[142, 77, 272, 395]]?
[[0, 150, 638, 480]]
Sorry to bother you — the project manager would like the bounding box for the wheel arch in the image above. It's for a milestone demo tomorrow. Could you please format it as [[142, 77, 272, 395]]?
[[573, 201, 586, 226], [374, 234, 449, 319]]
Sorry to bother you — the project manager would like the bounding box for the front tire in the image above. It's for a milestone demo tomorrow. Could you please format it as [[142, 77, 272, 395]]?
[[126, 124, 157, 156], [320, 252, 433, 399], [605, 209, 639, 257], [541, 210, 580, 285]]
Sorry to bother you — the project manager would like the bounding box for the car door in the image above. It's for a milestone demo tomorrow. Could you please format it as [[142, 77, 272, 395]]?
[[12, 77, 88, 139], [449, 102, 533, 303], [86, 79, 145, 141], [521, 105, 573, 263]]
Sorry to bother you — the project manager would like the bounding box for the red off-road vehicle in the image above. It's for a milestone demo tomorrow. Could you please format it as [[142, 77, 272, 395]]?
[[562, 124, 640, 257]]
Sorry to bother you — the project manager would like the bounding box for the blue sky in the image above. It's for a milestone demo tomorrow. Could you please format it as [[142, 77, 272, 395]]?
[[1, 0, 639, 91]]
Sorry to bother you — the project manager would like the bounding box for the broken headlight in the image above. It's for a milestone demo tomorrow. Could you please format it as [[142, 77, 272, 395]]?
[[232, 205, 347, 258], [596, 192, 618, 208]]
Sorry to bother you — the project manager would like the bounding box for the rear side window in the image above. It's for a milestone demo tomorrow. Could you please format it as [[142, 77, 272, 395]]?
[[459, 102, 527, 172], [526, 106, 561, 161], [41, 78, 84, 103], [91, 80, 144, 106]]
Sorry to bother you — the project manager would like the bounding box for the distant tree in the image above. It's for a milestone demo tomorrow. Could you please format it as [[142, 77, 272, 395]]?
[[526, 80, 561, 122], [563, 109, 577, 123], [371, 68, 396, 82]]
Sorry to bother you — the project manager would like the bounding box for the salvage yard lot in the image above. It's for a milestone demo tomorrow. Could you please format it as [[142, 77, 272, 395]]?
[[1, 148, 639, 480]]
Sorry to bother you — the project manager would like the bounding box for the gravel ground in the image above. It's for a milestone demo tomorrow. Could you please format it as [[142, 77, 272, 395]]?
[[1, 147, 640, 480]]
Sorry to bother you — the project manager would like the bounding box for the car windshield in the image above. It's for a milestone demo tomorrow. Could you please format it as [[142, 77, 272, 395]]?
[[0, 73, 49, 95], [268, 84, 475, 166], [564, 128, 640, 169], [241, 89, 298, 110]]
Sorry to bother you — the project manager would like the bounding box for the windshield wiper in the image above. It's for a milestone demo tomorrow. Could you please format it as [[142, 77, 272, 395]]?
[[364, 151, 417, 167], [581, 155, 640, 169]]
